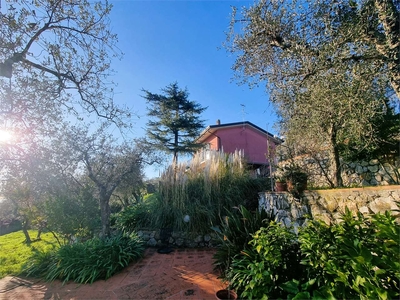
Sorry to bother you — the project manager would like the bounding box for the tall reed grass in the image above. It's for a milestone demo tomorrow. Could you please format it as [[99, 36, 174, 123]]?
[[148, 149, 270, 233]]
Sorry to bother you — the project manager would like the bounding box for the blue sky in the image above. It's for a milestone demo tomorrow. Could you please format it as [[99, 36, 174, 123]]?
[[108, 0, 279, 178]]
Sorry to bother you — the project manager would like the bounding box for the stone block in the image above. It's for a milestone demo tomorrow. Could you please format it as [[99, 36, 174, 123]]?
[[369, 198, 399, 214], [194, 235, 203, 243], [282, 217, 292, 227], [361, 179, 370, 186], [383, 175, 393, 182], [368, 165, 379, 173], [147, 238, 157, 247], [369, 159, 379, 165], [390, 190, 400, 200], [176, 238, 184, 247], [378, 167, 387, 175], [359, 206, 370, 214], [370, 179, 378, 186], [315, 213, 332, 225], [204, 235, 211, 242], [356, 165, 364, 174]]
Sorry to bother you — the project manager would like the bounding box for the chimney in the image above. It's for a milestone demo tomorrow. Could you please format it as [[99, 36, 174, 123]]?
[[216, 119, 221, 125]]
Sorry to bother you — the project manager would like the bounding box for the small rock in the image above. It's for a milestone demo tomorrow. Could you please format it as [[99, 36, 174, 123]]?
[[356, 165, 364, 174], [368, 165, 379, 173], [369, 159, 379, 165], [204, 234, 211, 242], [194, 235, 203, 243], [147, 238, 157, 247]]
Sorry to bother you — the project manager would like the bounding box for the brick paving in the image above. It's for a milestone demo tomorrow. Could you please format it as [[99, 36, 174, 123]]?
[[0, 248, 228, 300]]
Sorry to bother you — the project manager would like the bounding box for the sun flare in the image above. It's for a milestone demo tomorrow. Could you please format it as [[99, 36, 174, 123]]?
[[0, 129, 13, 143]]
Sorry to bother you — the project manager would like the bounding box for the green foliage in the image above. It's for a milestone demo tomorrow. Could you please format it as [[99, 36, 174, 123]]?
[[0, 230, 59, 279], [143, 82, 207, 164], [112, 202, 152, 232], [43, 188, 101, 241], [340, 100, 400, 162], [294, 209, 400, 299], [227, 223, 301, 299], [24, 232, 145, 284], [225, 209, 400, 300], [212, 205, 274, 275], [22, 250, 56, 278], [279, 164, 308, 196], [226, 0, 400, 187]]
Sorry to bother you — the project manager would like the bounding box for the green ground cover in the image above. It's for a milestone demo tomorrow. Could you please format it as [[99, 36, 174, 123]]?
[[0, 230, 59, 279]]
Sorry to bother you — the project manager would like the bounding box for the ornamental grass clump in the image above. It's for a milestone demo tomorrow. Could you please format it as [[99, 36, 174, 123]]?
[[23, 232, 145, 284], [149, 149, 269, 233], [211, 205, 275, 275]]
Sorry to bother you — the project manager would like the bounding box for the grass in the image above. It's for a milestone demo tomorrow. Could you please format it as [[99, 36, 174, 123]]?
[[0, 230, 59, 279], [148, 149, 270, 234]]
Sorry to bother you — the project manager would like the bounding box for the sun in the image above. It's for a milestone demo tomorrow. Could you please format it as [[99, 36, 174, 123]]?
[[0, 129, 13, 143]]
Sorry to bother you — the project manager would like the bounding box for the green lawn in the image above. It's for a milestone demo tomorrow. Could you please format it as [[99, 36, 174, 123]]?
[[0, 230, 59, 279]]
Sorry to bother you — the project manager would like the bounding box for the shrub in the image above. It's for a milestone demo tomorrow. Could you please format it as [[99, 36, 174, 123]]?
[[212, 205, 274, 276], [112, 202, 152, 232], [288, 209, 400, 299], [23, 250, 55, 278], [24, 232, 145, 284], [225, 209, 400, 300], [43, 189, 101, 241], [227, 222, 302, 299]]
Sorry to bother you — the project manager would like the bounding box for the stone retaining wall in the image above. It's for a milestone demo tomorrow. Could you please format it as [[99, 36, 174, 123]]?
[[137, 229, 218, 248], [259, 185, 400, 226], [282, 158, 399, 188]]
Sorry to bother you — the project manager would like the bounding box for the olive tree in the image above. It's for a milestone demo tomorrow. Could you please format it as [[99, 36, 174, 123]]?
[[0, 0, 129, 125], [226, 0, 399, 101], [226, 0, 399, 187], [58, 125, 156, 238]]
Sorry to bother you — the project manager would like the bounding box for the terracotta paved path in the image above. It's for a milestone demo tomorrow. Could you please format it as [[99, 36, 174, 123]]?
[[0, 248, 228, 300]]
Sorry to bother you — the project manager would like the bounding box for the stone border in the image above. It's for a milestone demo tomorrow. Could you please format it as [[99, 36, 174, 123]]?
[[137, 229, 219, 248], [259, 185, 400, 226]]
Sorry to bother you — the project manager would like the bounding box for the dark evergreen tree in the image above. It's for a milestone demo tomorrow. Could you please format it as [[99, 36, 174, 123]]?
[[143, 82, 207, 166]]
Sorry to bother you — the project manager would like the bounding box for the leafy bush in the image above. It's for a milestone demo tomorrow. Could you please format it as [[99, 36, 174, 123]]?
[[24, 232, 145, 284], [225, 209, 400, 300], [212, 205, 274, 275], [43, 188, 101, 241], [227, 222, 302, 299], [112, 202, 152, 232], [288, 209, 400, 299], [23, 250, 55, 278]]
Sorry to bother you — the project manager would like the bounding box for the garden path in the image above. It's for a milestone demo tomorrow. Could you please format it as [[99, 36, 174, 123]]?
[[0, 248, 227, 299]]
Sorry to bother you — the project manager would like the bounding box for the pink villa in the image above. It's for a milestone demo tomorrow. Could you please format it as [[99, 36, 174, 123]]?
[[196, 120, 283, 176]]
